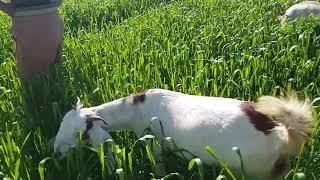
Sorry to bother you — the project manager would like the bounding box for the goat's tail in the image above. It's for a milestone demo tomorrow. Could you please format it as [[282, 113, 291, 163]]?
[[255, 95, 314, 154]]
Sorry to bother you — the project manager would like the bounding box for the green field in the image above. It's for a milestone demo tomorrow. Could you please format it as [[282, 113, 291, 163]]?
[[0, 0, 320, 179]]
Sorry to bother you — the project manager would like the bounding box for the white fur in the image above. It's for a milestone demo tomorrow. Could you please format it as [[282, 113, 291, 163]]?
[[54, 89, 313, 179], [54, 108, 113, 156], [284, 1, 320, 20]]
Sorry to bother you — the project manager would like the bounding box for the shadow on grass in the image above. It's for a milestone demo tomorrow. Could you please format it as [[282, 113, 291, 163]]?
[[20, 64, 69, 139]]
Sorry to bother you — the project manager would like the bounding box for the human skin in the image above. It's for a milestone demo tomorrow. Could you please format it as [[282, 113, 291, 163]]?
[[12, 11, 64, 80], [1, 0, 64, 80]]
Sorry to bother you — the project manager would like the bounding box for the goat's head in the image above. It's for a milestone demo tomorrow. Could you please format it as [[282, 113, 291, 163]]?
[[53, 98, 110, 159]]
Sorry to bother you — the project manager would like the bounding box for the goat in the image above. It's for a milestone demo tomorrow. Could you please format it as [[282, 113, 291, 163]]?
[[279, 1, 320, 22], [54, 89, 314, 179]]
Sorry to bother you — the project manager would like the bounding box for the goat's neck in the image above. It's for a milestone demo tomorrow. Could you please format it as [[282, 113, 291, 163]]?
[[92, 98, 148, 134]]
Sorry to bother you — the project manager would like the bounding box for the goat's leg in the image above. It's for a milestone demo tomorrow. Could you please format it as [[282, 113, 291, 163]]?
[[89, 125, 116, 174], [147, 139, 166, 178]]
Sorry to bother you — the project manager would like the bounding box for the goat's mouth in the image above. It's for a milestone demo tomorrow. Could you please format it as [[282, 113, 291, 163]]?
[[52, 151, 64, 160]]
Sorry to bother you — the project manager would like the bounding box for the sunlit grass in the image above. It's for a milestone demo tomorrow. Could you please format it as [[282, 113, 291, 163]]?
[[0, 0, 320, 179]]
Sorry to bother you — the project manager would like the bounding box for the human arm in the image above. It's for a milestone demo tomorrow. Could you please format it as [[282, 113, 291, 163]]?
[[0, 0, 15, 16]]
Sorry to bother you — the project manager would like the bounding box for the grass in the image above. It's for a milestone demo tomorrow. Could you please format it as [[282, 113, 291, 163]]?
[[0, 0, 320, 179]]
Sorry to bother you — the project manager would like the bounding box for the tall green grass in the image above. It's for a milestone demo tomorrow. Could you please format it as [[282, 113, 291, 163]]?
[[0, 0, 319, 179]]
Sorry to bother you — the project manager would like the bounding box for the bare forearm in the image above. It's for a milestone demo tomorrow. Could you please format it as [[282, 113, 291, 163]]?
[[0, 0, 15, 16]]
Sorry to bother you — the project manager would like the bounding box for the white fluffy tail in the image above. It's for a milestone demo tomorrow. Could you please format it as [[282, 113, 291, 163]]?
[[255, 95, 314, 154]]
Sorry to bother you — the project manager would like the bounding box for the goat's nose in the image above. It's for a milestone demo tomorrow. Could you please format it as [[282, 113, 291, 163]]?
[[52, 151, 62, 159]]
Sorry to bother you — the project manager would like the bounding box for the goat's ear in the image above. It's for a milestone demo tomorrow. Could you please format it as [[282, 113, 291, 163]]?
[[86, 115, 108, 126], [76, 97, 84, 111]]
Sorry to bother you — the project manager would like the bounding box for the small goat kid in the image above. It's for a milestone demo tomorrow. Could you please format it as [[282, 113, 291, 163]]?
[[54, 89, 314, 179]]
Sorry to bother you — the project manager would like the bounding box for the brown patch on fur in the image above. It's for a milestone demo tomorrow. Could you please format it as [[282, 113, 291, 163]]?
[[83, 121, 93, 140], [240, 102, 279, 135], [132, 90, 147, 104], [82, 115, 108, 140], [272, 156, 289, 177]]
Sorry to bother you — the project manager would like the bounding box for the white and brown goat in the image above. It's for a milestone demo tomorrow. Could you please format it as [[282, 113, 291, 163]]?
[[54, 89, 314, 179]]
